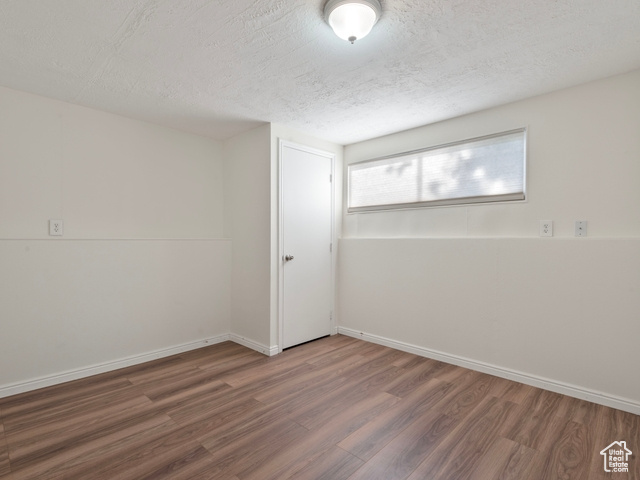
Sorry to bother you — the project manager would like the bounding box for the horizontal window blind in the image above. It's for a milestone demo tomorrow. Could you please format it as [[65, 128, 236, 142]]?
[[348, 128, 526, 212]]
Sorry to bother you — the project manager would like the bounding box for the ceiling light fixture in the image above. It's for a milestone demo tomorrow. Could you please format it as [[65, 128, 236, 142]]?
[[324, 0, 382, 44]]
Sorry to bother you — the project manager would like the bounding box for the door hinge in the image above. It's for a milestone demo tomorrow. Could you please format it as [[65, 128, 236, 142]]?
[[330, 243, 332, 252], [329, 174, 332, 182]]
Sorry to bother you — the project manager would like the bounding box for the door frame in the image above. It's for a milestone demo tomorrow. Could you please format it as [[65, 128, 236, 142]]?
[[278, 139, 336, 353]]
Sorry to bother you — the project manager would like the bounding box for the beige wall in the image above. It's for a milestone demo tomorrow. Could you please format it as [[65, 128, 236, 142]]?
[[338, 70, 640, 413], [0, 85, 231, 395]]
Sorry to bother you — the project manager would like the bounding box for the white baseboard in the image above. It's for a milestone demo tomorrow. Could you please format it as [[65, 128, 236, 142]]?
[[0, 334, 231, 399], [338, 327, 640, 416], [229, 334, 278, 357], [0, 332, 279, 399]]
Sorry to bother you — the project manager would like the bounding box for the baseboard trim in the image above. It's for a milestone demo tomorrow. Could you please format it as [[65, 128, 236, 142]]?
[[338, 327, 640, 415], [229, 334, 278, 357], [0, 334, 231, 399], [0, 332, 280, 399]]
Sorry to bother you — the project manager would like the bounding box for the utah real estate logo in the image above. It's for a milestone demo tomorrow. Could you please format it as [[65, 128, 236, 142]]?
[[600, 441, 632, 473]]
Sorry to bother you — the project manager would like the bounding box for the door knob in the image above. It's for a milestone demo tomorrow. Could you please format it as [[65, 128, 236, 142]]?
[[284, 255, 294, 262]]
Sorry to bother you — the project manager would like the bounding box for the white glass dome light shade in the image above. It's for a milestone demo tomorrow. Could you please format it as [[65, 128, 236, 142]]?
[[324, 0, 382, 44]]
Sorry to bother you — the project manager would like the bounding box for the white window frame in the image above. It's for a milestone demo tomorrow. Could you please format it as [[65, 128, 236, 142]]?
[[347, 128, 527, 213]]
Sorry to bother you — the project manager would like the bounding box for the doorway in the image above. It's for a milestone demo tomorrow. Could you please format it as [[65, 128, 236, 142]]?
[[279, 140, 335, 350]]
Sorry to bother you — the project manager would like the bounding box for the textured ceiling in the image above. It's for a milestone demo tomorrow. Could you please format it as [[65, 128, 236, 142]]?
[[0, 0, 639, 145]]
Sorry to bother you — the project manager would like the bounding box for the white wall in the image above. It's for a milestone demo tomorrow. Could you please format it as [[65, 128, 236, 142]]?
[[343, 69, 640, 239], [0, 88, 225, 240], [0, 87, 343, 396], [0, 85, 230, 395], [223, 124, 273, 352], [338, 70, 640, 413], [0, 239, 231, 391], [222, 124, 343, 353], [3, 62, 636, 415]]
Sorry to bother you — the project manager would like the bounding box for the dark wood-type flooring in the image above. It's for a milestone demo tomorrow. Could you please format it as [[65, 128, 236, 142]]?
[[0, 335, 638, 479]]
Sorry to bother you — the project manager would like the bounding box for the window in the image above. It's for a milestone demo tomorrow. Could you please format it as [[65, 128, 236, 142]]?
[[348, 128, 526, 213]]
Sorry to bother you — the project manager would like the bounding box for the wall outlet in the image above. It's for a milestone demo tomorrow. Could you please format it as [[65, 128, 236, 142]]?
[[540, 220, 553, 237], [49, 219, 64, 236], [575, 220, 587, 237]]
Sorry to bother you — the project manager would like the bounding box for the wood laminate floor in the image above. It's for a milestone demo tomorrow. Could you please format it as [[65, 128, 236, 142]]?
[[0, 335, 638, 479]]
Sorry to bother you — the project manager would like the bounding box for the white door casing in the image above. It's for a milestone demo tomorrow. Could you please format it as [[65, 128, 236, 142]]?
[[279, 140, 334, 350]]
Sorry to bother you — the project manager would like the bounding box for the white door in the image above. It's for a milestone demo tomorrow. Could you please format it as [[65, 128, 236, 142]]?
[[280, 141, 333, 349]]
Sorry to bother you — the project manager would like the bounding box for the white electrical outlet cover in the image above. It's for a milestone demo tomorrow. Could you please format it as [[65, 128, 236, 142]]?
[[49, 219, 64, 236], [539, 220, 553, 237]]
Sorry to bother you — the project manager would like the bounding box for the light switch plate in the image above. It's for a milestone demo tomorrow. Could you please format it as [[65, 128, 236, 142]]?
[[575, 220, 587, 237]]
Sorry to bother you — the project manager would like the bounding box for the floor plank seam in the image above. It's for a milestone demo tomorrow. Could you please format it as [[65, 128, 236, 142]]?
[[0, 420, 11, 477]]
